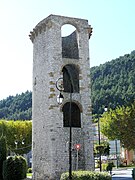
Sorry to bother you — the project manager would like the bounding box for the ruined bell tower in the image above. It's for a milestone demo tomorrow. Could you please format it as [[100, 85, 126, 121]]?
[[29, 14, 94, 180]]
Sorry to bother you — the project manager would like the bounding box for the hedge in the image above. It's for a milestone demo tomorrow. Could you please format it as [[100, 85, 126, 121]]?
[[3, 156, 27, 180], [60, 171, 111, 180]]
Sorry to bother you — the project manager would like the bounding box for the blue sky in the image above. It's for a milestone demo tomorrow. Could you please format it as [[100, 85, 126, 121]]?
[[0, 0, 135, 100]]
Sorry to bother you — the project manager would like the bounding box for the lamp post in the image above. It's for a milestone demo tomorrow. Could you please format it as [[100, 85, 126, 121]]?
[[69, 84, 72, 180], [97, 116, 102, 172], [56, 77, 72, 179], [115, 139, 118, 168], [98, 106, 108, 172]]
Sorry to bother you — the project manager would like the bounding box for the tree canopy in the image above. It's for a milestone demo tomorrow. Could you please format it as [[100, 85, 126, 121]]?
[[100, 101, 135, 150], [94, 141, 110, 157], [0, 120, 32, 154]]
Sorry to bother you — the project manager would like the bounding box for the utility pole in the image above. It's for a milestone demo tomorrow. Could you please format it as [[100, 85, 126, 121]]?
[[98, 116, 102, 172]]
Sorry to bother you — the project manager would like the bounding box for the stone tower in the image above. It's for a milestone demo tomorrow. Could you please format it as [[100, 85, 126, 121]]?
[[29, 14, 94, 180]]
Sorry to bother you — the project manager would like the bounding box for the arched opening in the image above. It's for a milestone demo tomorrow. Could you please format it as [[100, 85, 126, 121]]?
[[61, 24, 79, 59], [62, 102, 81, 128], [62, 64, 79, 93], [61, 24, 76, 37]]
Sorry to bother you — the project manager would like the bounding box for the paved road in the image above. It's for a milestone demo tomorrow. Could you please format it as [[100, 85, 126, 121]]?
[[112, 168, 133, 180]]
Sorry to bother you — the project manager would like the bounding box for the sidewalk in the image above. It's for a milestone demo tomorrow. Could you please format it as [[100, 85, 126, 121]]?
[[95, 167, 133, 179], [111, 168, 133, 180]]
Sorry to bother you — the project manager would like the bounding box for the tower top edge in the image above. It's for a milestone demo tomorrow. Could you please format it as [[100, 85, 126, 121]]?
[[37, 14, 89, 25], [29, 14, 92, 43]]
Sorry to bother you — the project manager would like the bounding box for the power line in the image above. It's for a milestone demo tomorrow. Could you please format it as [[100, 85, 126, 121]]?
[[9, 144, 32, 151]]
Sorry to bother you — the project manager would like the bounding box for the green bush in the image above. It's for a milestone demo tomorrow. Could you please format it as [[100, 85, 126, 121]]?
[[60, 171, 111, 180], [0, 136, 7, 180], [3, 156, 27, 180], [102, 163, 108, 171], [102, 162, 114, 173], [27, 167, 32, 173], [119, 163, 126, 167], [106, 162, 113, 172]]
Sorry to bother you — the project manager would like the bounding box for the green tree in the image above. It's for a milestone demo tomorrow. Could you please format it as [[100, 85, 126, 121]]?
[[100, 101, 135, 150], [94, 141, 110, 157], [0, 120, 32, 154]]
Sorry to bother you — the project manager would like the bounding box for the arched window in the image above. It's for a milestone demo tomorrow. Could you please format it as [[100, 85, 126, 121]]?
[[61, 24, 79, 59], [62, 102, 81, 128], [62, 64, 79, 93]]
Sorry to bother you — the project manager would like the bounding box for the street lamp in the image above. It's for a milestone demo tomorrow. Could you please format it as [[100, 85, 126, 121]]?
[[97, 106, 108, 172], [56, 77, 64, 105], [104, 106, 108, 112], [14, 140, 25, 151], [97, 116, 102, 172], [56, 76, 72, 179], [15, 141, 18, 150], [57, 93, 64, 105]]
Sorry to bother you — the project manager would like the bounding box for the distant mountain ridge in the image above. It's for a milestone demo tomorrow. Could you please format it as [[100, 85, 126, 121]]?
[[0, 50, 135, 119]]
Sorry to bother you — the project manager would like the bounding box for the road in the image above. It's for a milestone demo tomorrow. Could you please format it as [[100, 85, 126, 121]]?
[[112, 168, 133, 180]]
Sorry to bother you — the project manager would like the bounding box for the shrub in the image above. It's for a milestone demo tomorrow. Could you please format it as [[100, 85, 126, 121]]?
[[0, 136, 7, 180], [119, 163, 126, 167], [106, 162, 113, 172], [102, 162, 114, 173], [27, 168, 32, 173], [60, 171, 111, 180], [3, 156, 27, 180], [102, 163, 108, 171]]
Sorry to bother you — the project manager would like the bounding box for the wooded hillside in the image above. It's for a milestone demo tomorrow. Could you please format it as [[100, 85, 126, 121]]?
[[0, 50, 134, 119], [91, 50, 135, 114], [0, 91, 32, 120]]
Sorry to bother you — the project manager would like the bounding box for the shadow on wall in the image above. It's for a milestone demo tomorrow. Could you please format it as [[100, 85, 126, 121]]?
[[62, 26, 79, 59]]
